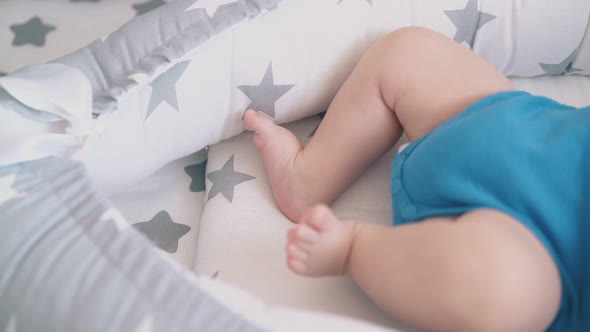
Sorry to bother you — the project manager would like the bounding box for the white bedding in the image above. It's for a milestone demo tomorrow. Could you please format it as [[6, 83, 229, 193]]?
[[15, 0, 587, 198], [2, 1, 590, 330], [0, 0, 170, 74]]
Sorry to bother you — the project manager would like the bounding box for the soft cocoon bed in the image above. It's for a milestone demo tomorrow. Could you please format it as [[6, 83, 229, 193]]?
[[38, 0, 590, 194], [1, 0, 590, 331]]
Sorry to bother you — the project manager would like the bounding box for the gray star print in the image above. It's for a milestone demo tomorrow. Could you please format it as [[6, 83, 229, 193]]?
[[10, 17, 56, 47], [337, 0, 372, 5], [133, 0, 166, 16], [185, 160, 207, 192], [134, 211, 190, 253], [207, 155, 255, 203], [540, 49, 582, 76], [237, 63, 294, 118], [444, 0, 496, 48], [145, 61, 191, 119]]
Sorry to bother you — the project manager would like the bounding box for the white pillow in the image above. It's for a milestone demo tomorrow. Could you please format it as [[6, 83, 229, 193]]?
[[4, 0, 590, 195]]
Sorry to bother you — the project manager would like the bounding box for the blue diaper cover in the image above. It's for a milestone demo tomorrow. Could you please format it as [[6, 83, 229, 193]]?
[[391, 91, 589, 331]]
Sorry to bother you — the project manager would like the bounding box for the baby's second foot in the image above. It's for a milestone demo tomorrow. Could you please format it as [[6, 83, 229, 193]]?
[[244, 109, 310, 221], [286, 204, 357, 276]]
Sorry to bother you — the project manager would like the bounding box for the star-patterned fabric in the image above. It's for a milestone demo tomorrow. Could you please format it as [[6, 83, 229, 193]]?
[[146, 61, 191, 119], [2, 0, 590, 266], [2, 0, 589, 272], [185, 159, 208, 192], [2, 1, 590, 331], [444, 0, 495, 48], [540, 49, 583, 76], [1, 0, 172, 74], [133, 0, 167, 16], [10, 17, 56, 47], [237, 63, 294, 118], [134, 210, 191, 253], [109, 149, 208, 268], [206, 155, 255, 203], [3, 0, 589, 75]]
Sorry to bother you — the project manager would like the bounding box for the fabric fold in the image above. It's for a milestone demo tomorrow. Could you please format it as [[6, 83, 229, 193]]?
[[0, 63, 100, 167]]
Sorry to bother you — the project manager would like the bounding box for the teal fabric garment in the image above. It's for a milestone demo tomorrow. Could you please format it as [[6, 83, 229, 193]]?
[[391, 91, 589, 331]]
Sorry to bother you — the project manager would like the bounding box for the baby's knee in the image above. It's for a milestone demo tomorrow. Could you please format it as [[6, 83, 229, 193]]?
[[383, 26, 437, 45], [360, 27, 444, 94], [369, 26, 439, 61]]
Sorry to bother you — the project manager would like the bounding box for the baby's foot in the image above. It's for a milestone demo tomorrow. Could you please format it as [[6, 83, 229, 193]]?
[[286, 204, 357, 276], [244, 109, 311, 221]]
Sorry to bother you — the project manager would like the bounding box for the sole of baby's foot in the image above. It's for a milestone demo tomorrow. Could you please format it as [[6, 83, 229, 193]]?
[[244, 109, 311, 222], [286, 204, 357, 277]]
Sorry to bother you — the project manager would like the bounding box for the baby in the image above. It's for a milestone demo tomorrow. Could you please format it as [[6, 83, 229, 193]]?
[[244, 27, 587, 332]]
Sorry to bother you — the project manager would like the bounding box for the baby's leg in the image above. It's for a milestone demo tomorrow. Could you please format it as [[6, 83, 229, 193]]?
[[287, 205, 561, 332], [245, 27, 512, 222]]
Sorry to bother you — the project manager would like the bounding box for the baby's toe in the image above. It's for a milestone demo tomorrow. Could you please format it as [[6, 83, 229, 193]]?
[[292, 224, 320, 244], [287, 243, 309, 261], [287, 258, 308, 274], [244, 109, 258, 131]]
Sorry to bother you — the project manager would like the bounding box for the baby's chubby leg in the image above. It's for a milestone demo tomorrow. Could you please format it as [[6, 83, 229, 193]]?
[[245, 27, 512, 222], [287, 205, 561, 332], [248, 26, 558, 331]]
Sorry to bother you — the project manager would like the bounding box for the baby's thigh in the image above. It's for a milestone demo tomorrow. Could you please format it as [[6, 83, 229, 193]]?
[[376, 27, 513, 140], [446, 209, 561, 331]]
